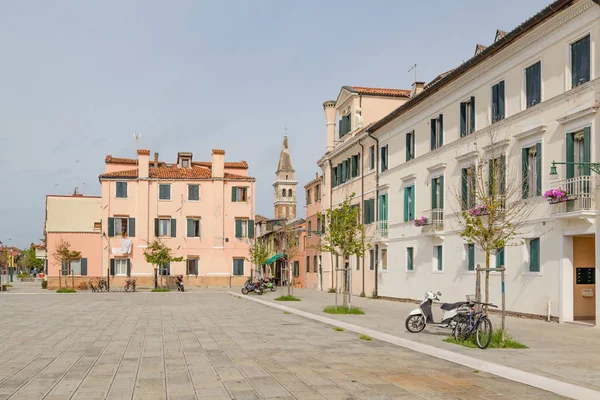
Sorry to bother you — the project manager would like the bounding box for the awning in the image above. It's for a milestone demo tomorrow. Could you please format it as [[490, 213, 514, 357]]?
[[265, 254, 285, 265]]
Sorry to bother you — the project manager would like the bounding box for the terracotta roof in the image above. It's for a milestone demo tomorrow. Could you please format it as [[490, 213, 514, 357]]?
[[345, 86, 411, 98], [370, 0, 576, 133], [105, 155, 248, 169], [212, 149, 225, 155], [99, 166, 254, 181], [425, 69, 456, 89], [137, 149, 150, 155]]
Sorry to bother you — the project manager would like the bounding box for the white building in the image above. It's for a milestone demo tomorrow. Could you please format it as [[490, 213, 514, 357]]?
[[366, 0, 599, 324]]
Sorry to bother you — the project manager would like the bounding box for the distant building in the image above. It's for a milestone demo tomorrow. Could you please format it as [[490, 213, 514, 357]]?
[[304, 174, 323, 290]]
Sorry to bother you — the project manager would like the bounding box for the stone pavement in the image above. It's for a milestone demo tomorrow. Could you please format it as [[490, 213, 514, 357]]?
[[0, 287, 564, 399], [237, 288, 600, 393]]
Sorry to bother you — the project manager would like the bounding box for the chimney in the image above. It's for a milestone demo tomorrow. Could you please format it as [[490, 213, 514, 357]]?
[[153, 152, 159, 167], [411, 81, 425, 98], [212, 149, 225, 178], [138, 149, 150, 178], [323, 100, 336, 152]]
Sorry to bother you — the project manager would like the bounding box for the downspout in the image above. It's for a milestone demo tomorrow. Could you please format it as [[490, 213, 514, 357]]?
[[327, 158, 333, 291], [368, 131, 379, 297], [359, 137, 365, 295]]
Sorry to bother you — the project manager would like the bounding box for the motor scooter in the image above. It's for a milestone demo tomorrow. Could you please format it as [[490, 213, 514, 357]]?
[[241, 277, 263, 295], [405, 291, 473, 333], [176, 275, 184, 292]]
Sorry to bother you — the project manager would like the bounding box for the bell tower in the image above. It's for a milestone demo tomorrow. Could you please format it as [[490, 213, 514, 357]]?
[[273, 136, 297, 220]]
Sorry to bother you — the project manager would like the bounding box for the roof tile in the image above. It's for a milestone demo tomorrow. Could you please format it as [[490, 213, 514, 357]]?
[[99, 166, 254, 181], [347, 86, 411, 98]]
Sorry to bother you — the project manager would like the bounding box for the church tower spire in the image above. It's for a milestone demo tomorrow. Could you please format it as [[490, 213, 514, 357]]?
[[273, 135, 297, 220]]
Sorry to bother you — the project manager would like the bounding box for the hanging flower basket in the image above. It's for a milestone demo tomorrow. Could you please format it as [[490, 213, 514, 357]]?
[[413, 216, 429, 227], [468, 205, 489, 216], [544, 188, 569, 204]]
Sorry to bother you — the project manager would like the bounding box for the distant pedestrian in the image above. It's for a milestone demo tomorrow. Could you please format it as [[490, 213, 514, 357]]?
[[33, 269, 37, 278]]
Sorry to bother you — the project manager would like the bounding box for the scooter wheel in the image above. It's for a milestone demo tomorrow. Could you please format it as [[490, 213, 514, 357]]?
[[181, 286, 184, 292], [241, 288, 249, 295], [405, 315, 426, 333], [270, 285, 276, 292], [257, 288, 263, 295]]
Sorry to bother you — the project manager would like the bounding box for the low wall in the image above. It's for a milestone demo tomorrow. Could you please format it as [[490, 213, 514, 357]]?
[[46, 275, 247, 290]]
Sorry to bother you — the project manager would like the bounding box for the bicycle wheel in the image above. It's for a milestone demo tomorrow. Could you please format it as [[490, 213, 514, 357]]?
[[454, 316, 471, 341], [475, 316, 493, 349]]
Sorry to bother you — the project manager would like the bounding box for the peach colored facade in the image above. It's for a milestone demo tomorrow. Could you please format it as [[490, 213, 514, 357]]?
[[45, 195, 102, 289], [99, 149, 256, 288], [304, 175, 322, 290]]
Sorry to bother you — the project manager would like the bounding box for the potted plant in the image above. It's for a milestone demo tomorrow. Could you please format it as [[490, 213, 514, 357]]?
[[544, 188, 569, 204], [469, 205, 489, 216], [414, 216, 429, 227]]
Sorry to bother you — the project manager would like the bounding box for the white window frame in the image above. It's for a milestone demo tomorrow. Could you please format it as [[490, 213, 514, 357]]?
[[566, 31, 593, 91], [521, 58, 543, 111], [380, 248, 388, 271], [188, 218, 201, 238], [522, 237, 543, 276], [236, 219, 248, 238], [70, 259, 81, 275], [234, 187, 248, 202], [186, 258, 198, 275], [524, 145, 539, 198], [489, 78, 506, 123], [158, 184, 171, 201], [406, 247, 414, 273], [116, 181, 128, 198], [114, 217, 129, 237], [188, 184, 200, 201], [432, 245, 443, 273], [115, 259, 128, 276], [464, 244, 476, 274], [462, 97, 474, 135], [158, 218, 171, 237]]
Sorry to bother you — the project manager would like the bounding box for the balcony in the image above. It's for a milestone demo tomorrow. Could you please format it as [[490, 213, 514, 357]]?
[[421, 208, 444, 232], [549, 176, 595, 215], [374, 220, 388, 241]]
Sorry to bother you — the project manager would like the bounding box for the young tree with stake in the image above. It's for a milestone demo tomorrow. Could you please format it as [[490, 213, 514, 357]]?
[[52, 238, 81, 289], [143, 239, 184, 288]]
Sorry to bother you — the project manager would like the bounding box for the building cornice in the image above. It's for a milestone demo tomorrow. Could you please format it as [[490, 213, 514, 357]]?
[[426, 163, 447, 174], [514, 123, 548, 141], [557, 101, 600, 124]]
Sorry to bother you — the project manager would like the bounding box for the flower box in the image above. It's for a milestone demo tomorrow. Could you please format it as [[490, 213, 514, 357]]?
[[544, 188, 569, 203], [413, 216, 429, 227], [468, 205, 489, 216]]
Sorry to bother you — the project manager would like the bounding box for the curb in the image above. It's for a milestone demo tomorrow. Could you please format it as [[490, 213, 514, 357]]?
[[229, 291, 599, 400]]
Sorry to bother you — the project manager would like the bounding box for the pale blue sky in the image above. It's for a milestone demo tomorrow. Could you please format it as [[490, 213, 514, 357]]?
[[0, 0, 551, 248]]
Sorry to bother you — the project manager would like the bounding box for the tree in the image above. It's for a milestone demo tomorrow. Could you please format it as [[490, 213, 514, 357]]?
[[143, 239, 183, 288], [318, 193, 370, 308], [454, 128, 534, 339], [247, 239, 270, 279], [52, 238, 81, 289], [18, 247, 44, 274]]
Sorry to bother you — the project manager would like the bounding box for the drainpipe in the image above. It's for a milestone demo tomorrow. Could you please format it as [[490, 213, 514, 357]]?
[[359, 137, 365, 295], [368, 131, 379, 297], [327, 158, 333, 291]]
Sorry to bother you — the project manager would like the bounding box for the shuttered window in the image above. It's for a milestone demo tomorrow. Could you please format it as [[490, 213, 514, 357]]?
[[159, 184, 171, 200], [293, 261, 299, 277], [187, 218, 201, 238], [467, 244, 475, 271], [491, 81, 505, 123], [186, 259, 199, 275], [116, 182, 127, 198], [380, 145, 388, 172], [529, 239, 540, 272], [363, 198, 375, 224], [306, 256, 310, 272], [460, 97, 475, 136], [406, 247, 414, 271], [434, 246, 443, 271], [369, 146, 375, 170], [430, 114, 443, 150], [571, 35, 590, 88], [188, 184, 200, 201], [403, 186, 414, 222], [405, 131, 415, 161], [525, 62, 541, 108], [496, 247, 505, 269], [351, 154, 360, 178], [522, 144, 542, 198], [233, 258, 244, 275]]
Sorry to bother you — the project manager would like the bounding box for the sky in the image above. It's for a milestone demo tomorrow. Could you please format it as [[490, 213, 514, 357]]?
[[0, 0, 552, 248]]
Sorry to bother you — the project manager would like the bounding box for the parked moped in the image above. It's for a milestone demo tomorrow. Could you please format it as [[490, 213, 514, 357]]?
[[176, 275, 184, 292], [405, 291, 473, 333], [241, 277, 263, 295]]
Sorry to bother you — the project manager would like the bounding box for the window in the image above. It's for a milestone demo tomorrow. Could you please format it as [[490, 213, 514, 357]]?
[[115, 217, 128, 237], [403, 185, 415, 222], [188, 184, 200, 201], [430, 114, 444, 150], [461, 166, 476, 210], [157, 218, 173, 237], [318, 255, 322, 273], [159, 184, 171, 200], [407, 247, 414, 271], [381, 145, 389, 172], [306, 256, 310, 272], [308, 221, 312, 237], [331, 166, 338, 187], [567, 128, 591, 179], [363, 198, 375, 224], [571, 35, 590, 88], [491, 80, 505, 123], [496, 247, 505, 269], [356, 255, 360, 271], [70, 259, 81, 275], [522, 144, 541, 198], [314, 255, 318, 273], [182, 159, 189, 168], [529, 238, 540, 272], [467, 244, 475, 271], [460, 97, 476, 136], [288, 189, 293, 197], [315, 184, 320, 202], [233, 258, 244, 276], [293, 261, 299, 277], [381, 249, 387, 270], [282, 189, 286, 197], [316, 218, 322, 233], [351, 154, 360, 178], [116, 182, 127, 198], [306, 189, 312, 205], [235, 219, 253, 238], [115, 259, 128, 276], [489, 156, 506, 196], [187, 258, 198, 275], [431, 176, 444, 210], [369, 250, 375, 271], [186, 218, 201, 238], [232, 187, 248, 202], [369, 145, 375, 170], [339, 113, 351, 138], [379, 193, 388, 222], [525, 62, 541, 108], [406, 131, 415, 161], [434, 246, 443, 271]]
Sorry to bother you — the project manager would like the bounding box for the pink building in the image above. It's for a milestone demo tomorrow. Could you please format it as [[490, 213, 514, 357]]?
[[97, 148, 256, 288], [304, 174, 322, 290]]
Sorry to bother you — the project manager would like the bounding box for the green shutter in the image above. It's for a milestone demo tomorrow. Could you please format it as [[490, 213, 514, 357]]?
[[107, 217, 115, 237], [438, 114, 443, 146], [492, 84, 499, 121], [583, 127, 591, 176], [306, 256, 310, 272], [437, 246, 443, 271], [235, 219, 242, 238], [498, 81, 505, 120], [166, 262, 171, 275], [128, 218, 135, 237], [461, 169, 468, 210], [500, 155, 506, 195], [460, 102, 467, 137], [535, 143, 542, 196], [171, 219, 177, 238], [154, 218, 159, 237], [410, 185, 415, 221], [194, 259, 199, 276], [407, 248, 413, 271], [522, 148, 529, 199], [430, 118, 436, 150], [231, 186, 237, 202], [406, 133, 411, 160], [470, 96, 476, 133], [248, 220, 254, 238], [404, 187, 409, 222], [431, 178, 437, 209], [81, 258, 87, 276], [110, 259, 115, 276], [496, 248, 504, 269], [468, 244, 475, 271], [363, 200, 369, 224], [530, 239, 540, 272], [566, 133, 575, 179], [187, 219, 194, 237], [61, 260, 67, 276], [439, 176, 444, 209], [126, 259, 131, 277]]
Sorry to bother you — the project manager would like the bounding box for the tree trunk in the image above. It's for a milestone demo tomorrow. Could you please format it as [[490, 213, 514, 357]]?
[[287, 262, 291, 297], [485, 250, 490, 311]]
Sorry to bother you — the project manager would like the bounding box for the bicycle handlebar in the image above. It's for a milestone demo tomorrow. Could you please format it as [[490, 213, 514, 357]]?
[[471, 301, 498, 308]]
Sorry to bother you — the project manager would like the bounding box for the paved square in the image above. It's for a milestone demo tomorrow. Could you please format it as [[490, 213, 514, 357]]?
[[0, 290, 565, 399]]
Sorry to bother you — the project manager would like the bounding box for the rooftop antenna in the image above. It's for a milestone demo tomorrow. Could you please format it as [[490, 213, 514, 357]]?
[[408, 64, 417, 83], [133, 132, 142, 149]]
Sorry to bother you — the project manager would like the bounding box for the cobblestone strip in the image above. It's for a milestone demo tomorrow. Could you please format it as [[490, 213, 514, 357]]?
[[168, 306, 199, 399]]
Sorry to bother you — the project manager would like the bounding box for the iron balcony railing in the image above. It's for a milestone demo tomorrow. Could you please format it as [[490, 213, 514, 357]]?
[[549, 176, 594, 214], [422, 208, 444, 231], [375, 220, 388, 240]]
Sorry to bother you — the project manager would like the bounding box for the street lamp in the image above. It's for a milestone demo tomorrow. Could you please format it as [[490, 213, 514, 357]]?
[[549, 161, 600, 180]]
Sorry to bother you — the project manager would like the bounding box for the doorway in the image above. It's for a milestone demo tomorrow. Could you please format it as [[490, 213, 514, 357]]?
[[573, 236, 595, 322]]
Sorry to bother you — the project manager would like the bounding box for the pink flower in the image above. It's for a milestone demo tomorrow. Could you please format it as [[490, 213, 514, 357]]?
[[414, 216, 428, 227]]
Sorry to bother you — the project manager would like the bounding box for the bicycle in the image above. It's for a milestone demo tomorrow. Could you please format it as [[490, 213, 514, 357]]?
[[97, 278, 108, 292], [124, 278, 136, 292], [89, 281, 98, 292], [454, 301, 497, 349]]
